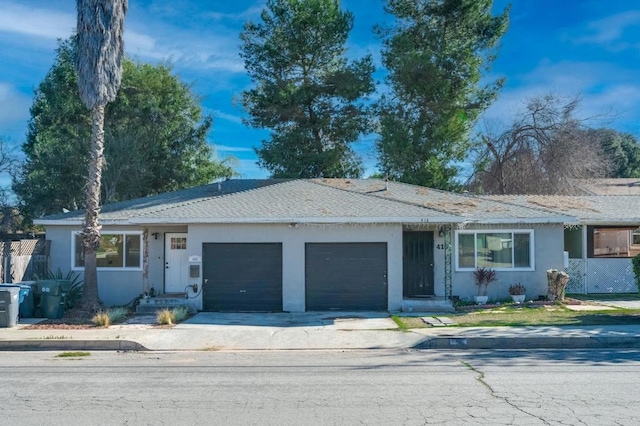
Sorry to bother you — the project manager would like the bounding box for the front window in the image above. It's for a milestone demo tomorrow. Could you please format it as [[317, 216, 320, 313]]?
[[73, 232, 142, 269], [456, 230, 534, 270]]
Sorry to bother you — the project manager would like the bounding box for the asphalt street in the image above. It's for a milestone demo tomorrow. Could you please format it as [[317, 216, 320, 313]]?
[[1, 349, 639, 425]]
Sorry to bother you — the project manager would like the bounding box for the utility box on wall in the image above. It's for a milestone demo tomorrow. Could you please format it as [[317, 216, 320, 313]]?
[[188, 255, 201, 278]]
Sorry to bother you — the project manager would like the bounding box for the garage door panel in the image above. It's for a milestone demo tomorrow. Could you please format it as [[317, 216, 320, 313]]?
[[203, 243, 282, 312], [305, 243, 387, 311]]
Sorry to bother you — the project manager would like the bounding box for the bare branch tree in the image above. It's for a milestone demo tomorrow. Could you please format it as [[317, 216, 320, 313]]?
[[468, 94, 611, 194]]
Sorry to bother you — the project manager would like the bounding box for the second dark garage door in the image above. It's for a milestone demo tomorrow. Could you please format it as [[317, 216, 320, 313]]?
[[305, 243, 388, 311], [202, 243, 283, 312]]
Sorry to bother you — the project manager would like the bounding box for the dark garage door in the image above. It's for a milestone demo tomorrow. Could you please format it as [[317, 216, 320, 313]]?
[[305, 243, 388, 311], [202, 243, 283, 312]]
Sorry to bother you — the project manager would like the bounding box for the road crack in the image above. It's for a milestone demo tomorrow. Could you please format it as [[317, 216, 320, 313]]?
[[461, 361, 551, 425]]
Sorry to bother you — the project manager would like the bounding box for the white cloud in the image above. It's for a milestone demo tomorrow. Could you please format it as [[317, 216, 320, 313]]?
[[233, 158, 267, 179], [481, 61, 640, 132], [213, 110, 243, 124], [125, 24, 244, 73], [0, 3, 74, 40], [574, 11, 640, 49], [215, 144, 253, 153], [206, 3, 264, 22], [0, 83, 31, 128]]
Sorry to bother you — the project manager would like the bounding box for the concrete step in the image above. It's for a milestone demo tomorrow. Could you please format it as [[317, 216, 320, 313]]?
[[135, 296, 191, 314], [402, 298, 454, 313]]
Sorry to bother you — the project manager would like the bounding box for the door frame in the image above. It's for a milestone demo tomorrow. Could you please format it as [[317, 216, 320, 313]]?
[[164, 232, 189, 293], [403, 231, 435, 297]]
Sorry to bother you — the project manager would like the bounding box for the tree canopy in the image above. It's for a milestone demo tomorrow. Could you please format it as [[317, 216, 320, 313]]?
[[14, 39, 235, 222], [240, 0, 375, 178], [375, 0, 510, 190], [593, 129, 640, 179]]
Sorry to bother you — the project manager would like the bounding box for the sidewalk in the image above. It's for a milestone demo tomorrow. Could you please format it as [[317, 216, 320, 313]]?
[[1, 311, 640, 351]]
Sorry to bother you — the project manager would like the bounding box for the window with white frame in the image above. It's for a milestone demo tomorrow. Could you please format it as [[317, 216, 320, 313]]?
[[456, 230, 534, 270], [73, 232, 142, 269]]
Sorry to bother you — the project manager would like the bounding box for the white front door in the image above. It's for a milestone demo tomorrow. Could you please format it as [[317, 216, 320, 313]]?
[[165, 233, 189, 293]]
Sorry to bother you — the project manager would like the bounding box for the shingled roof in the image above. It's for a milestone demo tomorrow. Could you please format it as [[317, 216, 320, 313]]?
[[483, 194, 640, 225], [36, 179, 572, 226]]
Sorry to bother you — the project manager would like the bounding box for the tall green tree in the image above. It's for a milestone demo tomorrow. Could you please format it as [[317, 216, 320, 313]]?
[[75, 0, 128, 309], [376, 0, 509, 189], [14, 39, 234, 222], [592, 129, 640, 178], [240, 0, 374, 178]]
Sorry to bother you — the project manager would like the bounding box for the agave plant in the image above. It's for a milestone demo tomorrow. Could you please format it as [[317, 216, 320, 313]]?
[[37, 268, 84, 310]]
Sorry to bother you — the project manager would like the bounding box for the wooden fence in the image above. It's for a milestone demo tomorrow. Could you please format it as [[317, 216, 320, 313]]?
[[0, 239, 50, 283]]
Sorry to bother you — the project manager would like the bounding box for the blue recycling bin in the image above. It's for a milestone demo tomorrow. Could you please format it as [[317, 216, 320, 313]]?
[[17, 281, 37, 318], [0, 284, 30, 304]]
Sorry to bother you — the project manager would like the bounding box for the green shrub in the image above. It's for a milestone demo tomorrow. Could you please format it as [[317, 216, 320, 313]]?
[[633, 254, 640, 292], [106, 307, 129, 324], [172, 306, 189, 323]]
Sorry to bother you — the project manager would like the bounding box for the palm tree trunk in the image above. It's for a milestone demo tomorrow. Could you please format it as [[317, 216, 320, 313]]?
[[80, 104, 106, 309]]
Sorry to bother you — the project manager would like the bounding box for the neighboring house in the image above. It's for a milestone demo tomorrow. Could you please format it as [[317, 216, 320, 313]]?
[[35, 179, 572, 311], [485, 195, 640, 294], [571, 178, 640, 196]]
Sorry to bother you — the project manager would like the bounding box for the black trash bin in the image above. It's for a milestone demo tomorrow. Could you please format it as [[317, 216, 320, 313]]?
[[36, 280, 63, 319], [0, 287, 20, 327]]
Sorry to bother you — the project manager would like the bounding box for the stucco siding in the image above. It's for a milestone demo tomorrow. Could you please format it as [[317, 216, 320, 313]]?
[[46, 225, 148, 307], [452, 224, 565, 301], [188, 223, 404, 312]]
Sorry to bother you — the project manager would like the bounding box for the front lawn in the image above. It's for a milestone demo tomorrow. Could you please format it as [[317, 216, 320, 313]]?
[[395, 304, 640, 328]]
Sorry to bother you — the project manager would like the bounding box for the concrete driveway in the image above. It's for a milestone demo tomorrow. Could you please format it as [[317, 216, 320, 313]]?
[[179, 311, 396, 330]]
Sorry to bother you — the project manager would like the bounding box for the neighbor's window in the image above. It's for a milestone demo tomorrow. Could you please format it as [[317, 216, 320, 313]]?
[[590, 227, 640, 258], [73, 232, 142, 269], [456, 230, 534, 270]]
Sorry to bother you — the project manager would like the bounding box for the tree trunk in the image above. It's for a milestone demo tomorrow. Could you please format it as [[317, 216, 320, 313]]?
[[546, 269, 569, 302], [80, 104, 106, 310]]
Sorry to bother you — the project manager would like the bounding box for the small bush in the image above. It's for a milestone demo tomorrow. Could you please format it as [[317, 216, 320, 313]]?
[[92, 311, 110, 327], [107, 307, 129, 324], [508, 283, 526, 295], [91, 307, 129, 327], [156, 306, 190, 325], [156, 308, 174, 325], [172, 306, 189, 323]]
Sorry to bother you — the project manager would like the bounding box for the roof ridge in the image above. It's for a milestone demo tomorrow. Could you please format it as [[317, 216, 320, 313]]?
[[478, 194, 589, 216], [309, 179, 462, 217], [131, 179, 296, 218]]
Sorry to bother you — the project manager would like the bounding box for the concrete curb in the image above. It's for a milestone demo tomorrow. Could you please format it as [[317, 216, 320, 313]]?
[[414, 336, 640, 350], [0, 340, 148, 351], [2, 336, 640, 351]]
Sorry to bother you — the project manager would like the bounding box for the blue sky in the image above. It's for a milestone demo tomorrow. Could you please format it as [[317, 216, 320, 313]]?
[[1, 0, 639, 179]]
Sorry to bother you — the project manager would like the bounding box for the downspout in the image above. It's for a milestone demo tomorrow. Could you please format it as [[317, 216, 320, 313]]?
[[582, 225, 588, 294], [142, 228, 149, 293]]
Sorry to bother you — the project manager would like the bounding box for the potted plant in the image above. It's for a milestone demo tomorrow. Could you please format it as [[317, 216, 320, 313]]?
[[473, 267, 497, 304], [508, 283, 526, 304]]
